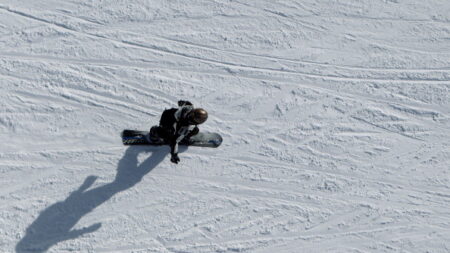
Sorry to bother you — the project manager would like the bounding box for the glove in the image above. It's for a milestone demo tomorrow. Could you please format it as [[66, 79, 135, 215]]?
[[178, 100, 193, 106], [170, 153, 180, 164]]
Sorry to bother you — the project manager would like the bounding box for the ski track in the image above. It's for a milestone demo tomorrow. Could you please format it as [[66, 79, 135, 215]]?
[[1, 0, 450, 253]]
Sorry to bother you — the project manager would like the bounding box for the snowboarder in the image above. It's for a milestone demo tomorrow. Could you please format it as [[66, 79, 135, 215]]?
[[149, 100, 208, 164]]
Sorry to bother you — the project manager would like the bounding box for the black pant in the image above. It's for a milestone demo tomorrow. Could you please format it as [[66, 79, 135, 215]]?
[[150, 126, 171, 143], [150, 125, 199, 143]]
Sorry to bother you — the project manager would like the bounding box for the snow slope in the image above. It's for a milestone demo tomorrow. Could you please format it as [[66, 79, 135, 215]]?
[[1, 0, 449, 252]]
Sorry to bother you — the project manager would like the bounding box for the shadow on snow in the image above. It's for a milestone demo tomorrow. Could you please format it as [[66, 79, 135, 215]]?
[[16, 145, 180, 253]]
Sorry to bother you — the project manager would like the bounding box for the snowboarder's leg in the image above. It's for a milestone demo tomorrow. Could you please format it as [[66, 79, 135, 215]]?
[[181, 126, 199, 142], [149, 126, 166, 144], [189, 126, 199, 137]]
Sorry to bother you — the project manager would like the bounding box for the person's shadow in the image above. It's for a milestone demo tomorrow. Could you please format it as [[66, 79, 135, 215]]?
[[16, 145, 180, 253]]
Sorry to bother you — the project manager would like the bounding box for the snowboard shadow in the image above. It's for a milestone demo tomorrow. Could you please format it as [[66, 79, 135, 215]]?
[[16, 145, 184, 253]]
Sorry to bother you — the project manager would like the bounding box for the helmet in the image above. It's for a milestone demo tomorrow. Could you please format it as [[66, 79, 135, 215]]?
[[189, 108, 208, 124]]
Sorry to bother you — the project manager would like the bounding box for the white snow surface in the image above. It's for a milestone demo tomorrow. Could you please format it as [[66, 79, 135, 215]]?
[[1, 1, 450, 252]]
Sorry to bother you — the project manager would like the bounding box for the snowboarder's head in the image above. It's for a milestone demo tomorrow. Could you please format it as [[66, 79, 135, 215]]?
[[188, 108, 208, 125]]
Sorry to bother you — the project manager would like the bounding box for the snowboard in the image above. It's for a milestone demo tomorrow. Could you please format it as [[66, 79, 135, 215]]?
[[121, 129, 223, 148]]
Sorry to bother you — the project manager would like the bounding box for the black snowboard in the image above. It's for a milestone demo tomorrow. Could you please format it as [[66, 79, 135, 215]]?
[[121, 130, 222, 148]]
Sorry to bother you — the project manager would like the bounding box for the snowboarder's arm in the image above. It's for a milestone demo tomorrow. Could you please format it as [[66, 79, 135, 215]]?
[[169, 137, 181, 164], [169, 136, 179, 156], [169, 122, 185, 164]]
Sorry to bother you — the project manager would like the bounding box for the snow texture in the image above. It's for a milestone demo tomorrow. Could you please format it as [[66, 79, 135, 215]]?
[[1, 0, 449, 252]]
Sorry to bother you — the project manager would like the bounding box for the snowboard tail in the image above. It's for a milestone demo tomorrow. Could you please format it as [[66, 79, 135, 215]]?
[[121, 130, 222, 148]]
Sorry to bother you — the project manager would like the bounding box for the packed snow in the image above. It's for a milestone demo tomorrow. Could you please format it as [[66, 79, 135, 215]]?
[[1, 0, 449, 252]]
